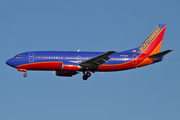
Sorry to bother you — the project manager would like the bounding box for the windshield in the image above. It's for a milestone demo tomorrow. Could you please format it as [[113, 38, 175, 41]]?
[[14, 55, 22, 58]]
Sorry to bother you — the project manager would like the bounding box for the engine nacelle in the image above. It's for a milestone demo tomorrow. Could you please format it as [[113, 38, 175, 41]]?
[[56, 71, 78, 77]]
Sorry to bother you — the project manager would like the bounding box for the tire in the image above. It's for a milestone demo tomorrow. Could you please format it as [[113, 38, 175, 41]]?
[[23, 73, 27, 77], [83, 75, 88, 80]]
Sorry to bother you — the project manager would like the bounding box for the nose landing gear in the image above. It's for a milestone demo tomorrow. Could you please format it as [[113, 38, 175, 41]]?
[[18, 68, 27, 77], [82, 71, 91, 80], [23, 72, 27, 77]]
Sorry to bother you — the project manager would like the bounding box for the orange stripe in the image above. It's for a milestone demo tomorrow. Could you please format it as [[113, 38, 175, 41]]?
[[141, 25, 166, 54], [135, 41, 162, 67]]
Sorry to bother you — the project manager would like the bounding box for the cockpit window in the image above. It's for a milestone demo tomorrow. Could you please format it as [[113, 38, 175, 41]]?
[[14, 55, 22, 58]]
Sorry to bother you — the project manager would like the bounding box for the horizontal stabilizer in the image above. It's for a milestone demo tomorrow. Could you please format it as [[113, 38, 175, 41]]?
[[148, 49, 173, 58]]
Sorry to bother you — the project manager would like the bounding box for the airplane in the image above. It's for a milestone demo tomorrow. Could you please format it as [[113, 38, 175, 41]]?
[[6, 24, 173, 80]]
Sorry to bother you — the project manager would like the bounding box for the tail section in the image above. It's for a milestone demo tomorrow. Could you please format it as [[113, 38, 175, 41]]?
[[139, 24, 166, 55], [132, 24, 169, 68]]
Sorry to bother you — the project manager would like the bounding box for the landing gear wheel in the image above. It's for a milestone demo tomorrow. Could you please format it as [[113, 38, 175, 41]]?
[[82, 71, 92, 80], [83, 75, 88, 80], [23, 73, 27, 77], [86, 72, 91, 77]]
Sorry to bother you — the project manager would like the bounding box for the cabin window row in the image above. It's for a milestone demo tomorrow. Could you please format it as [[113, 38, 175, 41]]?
[[35, 56, 129, 61], [36, 56, 63, 59], [110, 58, 129, 60], [35, 56, 92, 59]]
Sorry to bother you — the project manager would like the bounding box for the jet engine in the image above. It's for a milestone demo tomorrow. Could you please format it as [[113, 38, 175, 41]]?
[[56, 71, 78, 77]]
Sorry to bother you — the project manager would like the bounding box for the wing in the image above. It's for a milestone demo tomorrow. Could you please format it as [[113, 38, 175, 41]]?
[[79, 50, 116, 67]]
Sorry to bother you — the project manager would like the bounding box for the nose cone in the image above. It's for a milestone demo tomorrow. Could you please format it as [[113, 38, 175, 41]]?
[[6, 59, 15, 67]]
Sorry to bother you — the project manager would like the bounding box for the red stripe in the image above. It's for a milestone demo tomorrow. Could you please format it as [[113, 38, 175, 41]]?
[[16, 62, 62, 70]]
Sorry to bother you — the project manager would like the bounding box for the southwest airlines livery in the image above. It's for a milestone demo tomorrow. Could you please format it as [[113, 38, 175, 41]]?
[[6, 24, 173, 80]]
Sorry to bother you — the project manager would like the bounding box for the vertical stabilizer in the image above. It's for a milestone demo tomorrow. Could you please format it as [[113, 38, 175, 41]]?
[[139, 24, 166, 55]]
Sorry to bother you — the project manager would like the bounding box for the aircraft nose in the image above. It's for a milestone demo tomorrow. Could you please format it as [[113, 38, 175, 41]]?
[[6, 59, 15, 67]]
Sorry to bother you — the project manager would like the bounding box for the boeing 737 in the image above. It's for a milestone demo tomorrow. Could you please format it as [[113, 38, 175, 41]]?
[[6, 24, 173, 80]]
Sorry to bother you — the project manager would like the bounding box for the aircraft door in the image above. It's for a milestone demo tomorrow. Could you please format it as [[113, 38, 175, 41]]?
[[29, 52, 34, 62], [77, 56, 81, 63], [132, 54, 137, 65]]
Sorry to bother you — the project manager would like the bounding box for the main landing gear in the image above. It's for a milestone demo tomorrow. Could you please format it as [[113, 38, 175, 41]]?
[[82, 71, 91, 80]]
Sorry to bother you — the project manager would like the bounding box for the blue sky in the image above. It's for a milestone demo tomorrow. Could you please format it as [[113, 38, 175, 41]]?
[[1, 0, 180, 120]]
